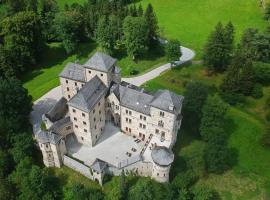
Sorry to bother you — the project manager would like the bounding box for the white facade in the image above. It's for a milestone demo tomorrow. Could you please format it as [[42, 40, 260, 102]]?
[[36, 52, 183, 185]]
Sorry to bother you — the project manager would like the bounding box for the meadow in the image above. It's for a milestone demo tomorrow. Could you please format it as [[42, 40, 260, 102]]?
[[144, 63, 270, 199], [140, 0, 267, 56]]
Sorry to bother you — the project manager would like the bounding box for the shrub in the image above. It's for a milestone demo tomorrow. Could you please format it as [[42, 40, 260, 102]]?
[[220, 91, 245, 105], [192, 185, 217, 200], [266, 112, 270, 122], [266, 95, 270, 109], [261, 127, 270, 148], [130, 69, 139, 75], [251, 84, 263, 99], [253, 62, 270, 85]]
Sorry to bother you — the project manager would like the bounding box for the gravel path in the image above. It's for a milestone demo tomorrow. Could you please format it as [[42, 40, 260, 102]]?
[[30, 46, 195, 130], [123, 46, 195, 86]]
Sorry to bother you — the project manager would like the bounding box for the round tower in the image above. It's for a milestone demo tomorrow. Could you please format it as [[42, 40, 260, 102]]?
[[151, 146, 174, 183]]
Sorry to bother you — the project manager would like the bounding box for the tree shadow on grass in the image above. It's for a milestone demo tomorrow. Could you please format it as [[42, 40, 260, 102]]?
[[21, 42, 98, 84], [114, 43, 165, 62], [224, 114, 239, 168]]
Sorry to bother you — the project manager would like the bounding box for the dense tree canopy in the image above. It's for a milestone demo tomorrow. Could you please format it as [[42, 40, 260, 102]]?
[[165, 39, 182, 65], [55, 10, 85, 54], [203, 22, 234, 72], [182, 82, 208, 135], [0, 11, 44, 77], [123, 16, 149, 59]]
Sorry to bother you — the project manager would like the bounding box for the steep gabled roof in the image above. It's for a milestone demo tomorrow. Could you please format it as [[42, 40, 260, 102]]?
[[68, 76, 107, 112], [150, 90, 184, 114], [91, 159, 107, 173], [45, 97, 68, 122], [84, 52, 117, 72], [118, 83, 154, 116], [36, 131, 63, 145], [59, 63, 85, 82]]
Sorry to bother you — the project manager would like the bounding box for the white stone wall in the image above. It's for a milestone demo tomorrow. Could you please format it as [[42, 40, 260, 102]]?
[[39, 142, 55, 167], [151, 163, 171, 183], [148, 107, 176, 143], [60, 77, 85, 100], [85, 68, 112, 87], [106, 93, 121, 125], [120, 106, 150, 141], [69, 97, 106, 147]]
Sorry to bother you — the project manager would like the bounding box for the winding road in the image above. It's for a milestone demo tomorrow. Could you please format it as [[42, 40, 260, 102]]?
[[30, 46, 195, 132]]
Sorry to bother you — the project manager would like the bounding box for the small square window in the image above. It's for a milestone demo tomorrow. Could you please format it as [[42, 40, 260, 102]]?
[[66, 80, 68, 84], [67, 87, 69, 91], [83, 121, 86, 125], [75, 125, 78, 128], [160, 111, 165, 117], [88, 70, 91, 74], [81, 137, 84, 141], [74, 117, 77, 121], [129, 111, 132, 115], [75, 82, 77, 86], [95, 125, 97, 129], [101, 73, 103, 77], [126, 110, 128, 114], [82, 113, 85, 117], [72, 109, 76, 113], [98, 102, 100, 106], [144, 116, 146, 121], [99, 110, 101, 115], [93, 109, 95, 114], [94, 118, 96, 122], [84, 129, 87, 133], [68, 95, 71, 99]]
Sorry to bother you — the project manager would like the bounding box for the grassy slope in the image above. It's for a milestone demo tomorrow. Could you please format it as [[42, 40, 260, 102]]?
[[22, 42, 166, 101], [144, 64, 270, 199], [140, 0, 266, 56]]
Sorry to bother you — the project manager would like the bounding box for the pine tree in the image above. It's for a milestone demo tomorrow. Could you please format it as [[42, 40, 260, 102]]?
[[265, 3, 270, 20], [239, 60, 254, 95], [144, 3, 159, 44], [203, 22, 234, 72], [137, 4, 143, 16]]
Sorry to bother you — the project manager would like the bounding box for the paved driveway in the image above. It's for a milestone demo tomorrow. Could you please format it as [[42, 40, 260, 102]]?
[[30, 46, 195, 130], [122, 46, 195, 86]]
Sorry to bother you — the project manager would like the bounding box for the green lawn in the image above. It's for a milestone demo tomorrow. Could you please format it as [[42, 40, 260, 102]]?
[[144, 63, 270, 199], [22, 42, 166, 101], [140, 0, 266, 56]]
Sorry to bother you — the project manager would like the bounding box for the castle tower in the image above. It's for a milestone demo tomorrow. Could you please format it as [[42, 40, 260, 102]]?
[[151, 146, 174, 183]]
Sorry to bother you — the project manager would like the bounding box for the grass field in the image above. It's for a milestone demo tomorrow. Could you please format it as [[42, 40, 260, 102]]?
[[140, 0, 266, 56], [22, 42, 166, 101], [144, 63, 270, 199]]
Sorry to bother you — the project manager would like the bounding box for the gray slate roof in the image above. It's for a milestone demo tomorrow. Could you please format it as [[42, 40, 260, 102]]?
[[45, 97, 68, 122], [91, 159, 107, 173], [84, 52, 116, 72], [49, 117, 71, 133], [117, 83, 154, 116], [59, 62, 85, 82], [150, 90, 184, 114], [68, 76, 107, 112], [151, 146, 174, 166], [36, 131, 63, 145], [111, 82, 183, 116]]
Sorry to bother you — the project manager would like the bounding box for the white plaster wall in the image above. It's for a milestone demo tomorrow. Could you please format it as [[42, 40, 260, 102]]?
[[60, 77, 85, 100], [120, 106, 150, 140], [151, 163, 171, 183], [85, 68, 111, 87]]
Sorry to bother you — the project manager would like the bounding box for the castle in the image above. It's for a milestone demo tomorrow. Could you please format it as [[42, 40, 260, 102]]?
[[36, 52, 184, 185]]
